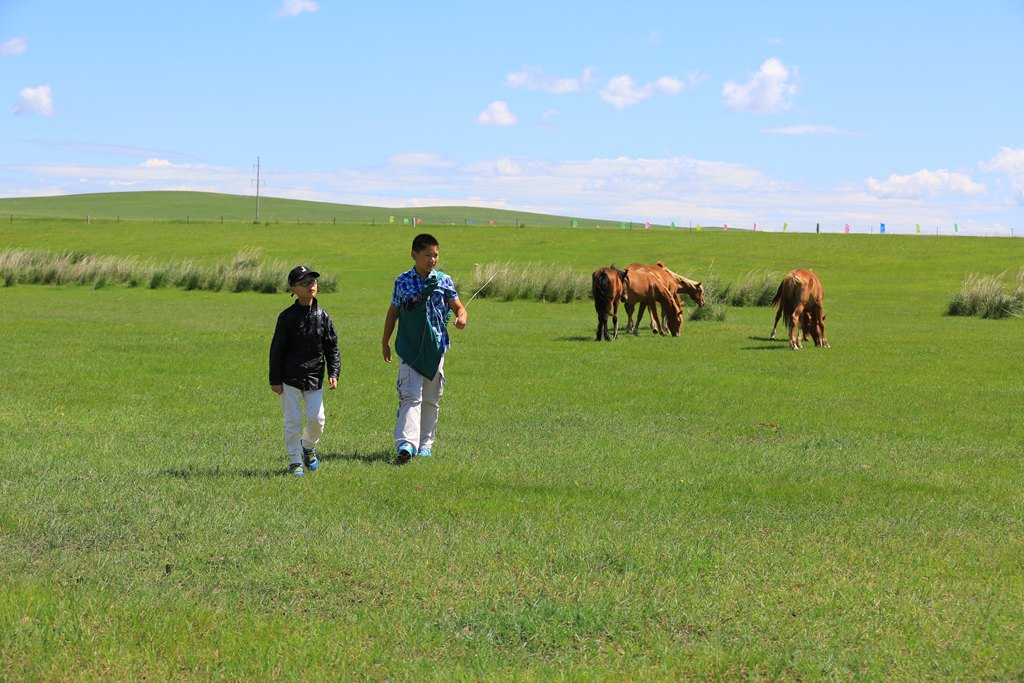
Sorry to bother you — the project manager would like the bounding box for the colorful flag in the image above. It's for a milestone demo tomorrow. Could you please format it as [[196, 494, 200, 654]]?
[[489, 220, 494, 226], [915, 223, 921, 233], [671, 221, 676, 229], [620, 221, 627, 229], [753, 222, 757, 232], [844, 223, 850, 234], [389, 215, 394, 224], [403, 218, 410, 225], [571, 219, 579, 228], [645, 221, 651, 230], [723, 223, 728, 232], [816, 222, 820, 234], [880, 223, 885, 234], [954, 223, 959, 233], [417, 218, 423, 225], [470, 220, 476, 225], [782, 222, 788, 232], [696, 223, 702, 232]]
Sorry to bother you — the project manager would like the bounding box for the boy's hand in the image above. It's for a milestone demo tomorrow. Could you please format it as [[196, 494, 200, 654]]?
[[328, 377, 338, 390], [382, 341, 392, 362], [454, 311, 467, 329], [271, 384, 283, 395]]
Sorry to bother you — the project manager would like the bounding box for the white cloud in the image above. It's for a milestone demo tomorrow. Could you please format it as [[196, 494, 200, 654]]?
[[1, 36, 27, 56], [13, 85, 54, 116], [505, 67, 593, 94], [477, 101, 517, 126], [654, 76, 683, 95], [599, 74, 684, 109], [865, 168, 986, 198], [141, 159, 173, 167], [982, 146, 1024, 176], [764, 125, 863, 137], [600, 75, 649, 108], [722, 57, 797, 113], [276, 0, 319, 18]]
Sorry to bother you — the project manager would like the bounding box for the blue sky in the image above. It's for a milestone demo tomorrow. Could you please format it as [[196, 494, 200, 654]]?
[[2, 1, 1023, 235]]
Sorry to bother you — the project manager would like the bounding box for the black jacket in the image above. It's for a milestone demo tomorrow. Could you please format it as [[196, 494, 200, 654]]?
[[269, 299, 341, 391]]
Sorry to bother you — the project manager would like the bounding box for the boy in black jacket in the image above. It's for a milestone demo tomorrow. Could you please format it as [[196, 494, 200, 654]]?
[[269, 265, 341, 476]]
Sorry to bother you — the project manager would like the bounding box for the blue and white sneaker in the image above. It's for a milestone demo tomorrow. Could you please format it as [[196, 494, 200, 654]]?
[[288, 462, 304, 477], [302, 445, 319, 471], [417, 447, 432, 458], [396, 441, 415, 464]]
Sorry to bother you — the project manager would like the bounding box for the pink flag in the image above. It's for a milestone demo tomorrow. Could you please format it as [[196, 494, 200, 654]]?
[[723, 223, 728, 232], [645, 221, 651, 230], [753, 222, 757, 232], [844, 223, 850, 234], [417, 218, 423, 225]]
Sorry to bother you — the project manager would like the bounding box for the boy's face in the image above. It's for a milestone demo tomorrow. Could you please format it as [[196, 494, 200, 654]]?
[[411, 245, 439, 276], [290, 276, 317, 303]]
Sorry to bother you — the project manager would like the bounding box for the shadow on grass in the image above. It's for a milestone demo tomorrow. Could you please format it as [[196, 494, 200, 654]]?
[[160, 450, 395, 480], [741, 335, 791, 351], [319, 449, 392, 465]]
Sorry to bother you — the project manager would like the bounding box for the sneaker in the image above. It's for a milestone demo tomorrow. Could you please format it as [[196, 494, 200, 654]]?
[[288, 462, 304, 477], [417, 447, 432, 458], [302, 445, 319, 471], [396, 441, 415, 464]]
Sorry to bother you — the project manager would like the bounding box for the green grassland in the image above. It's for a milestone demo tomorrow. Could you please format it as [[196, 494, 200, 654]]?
[[0, 191, 637, 229], [1, 194, 1022, 680]]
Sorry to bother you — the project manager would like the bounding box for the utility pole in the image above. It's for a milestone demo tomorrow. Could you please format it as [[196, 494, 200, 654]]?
[[252, 157, 264, 223]]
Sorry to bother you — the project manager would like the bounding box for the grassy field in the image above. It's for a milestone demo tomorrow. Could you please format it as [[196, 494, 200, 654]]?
[[0, 191, 644, 229], [1, 194, 1023, 680]]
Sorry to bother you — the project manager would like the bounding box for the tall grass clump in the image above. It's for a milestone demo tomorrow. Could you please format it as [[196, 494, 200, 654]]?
[[947, 270, 1024, 318], [0, 247, 337, 294], [725, 270, 779, 307], [465, 261, 589, 302]]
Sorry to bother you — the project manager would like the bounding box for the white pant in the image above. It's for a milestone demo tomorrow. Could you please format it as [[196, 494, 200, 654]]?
[[280, 384, 325, 462], [395, 357, 444, 452]]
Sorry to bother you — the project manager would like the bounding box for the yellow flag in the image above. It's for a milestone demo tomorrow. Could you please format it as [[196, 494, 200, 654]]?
[[696, 223, 702, 232], [389, 215, 394, 224], [915, 223, 921, 233], [783, 222, 788, 232]]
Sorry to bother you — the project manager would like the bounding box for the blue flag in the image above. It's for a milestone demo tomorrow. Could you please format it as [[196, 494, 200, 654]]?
[[880, 223, 886, 234]]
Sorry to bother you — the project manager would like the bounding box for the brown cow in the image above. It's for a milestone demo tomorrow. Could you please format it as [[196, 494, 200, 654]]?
[[622, 264, 682, 336], [591, 265, 628, 341], [770, 269, 829, 350]]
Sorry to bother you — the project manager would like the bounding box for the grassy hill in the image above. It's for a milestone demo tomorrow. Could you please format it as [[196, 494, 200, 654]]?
[[0, 190, 662, 229]]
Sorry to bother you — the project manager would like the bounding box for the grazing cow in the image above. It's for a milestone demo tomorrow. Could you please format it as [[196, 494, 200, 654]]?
[[622, 264, 682, 336], [770, 269, 829, 350], [591, 265, 628, 341]]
